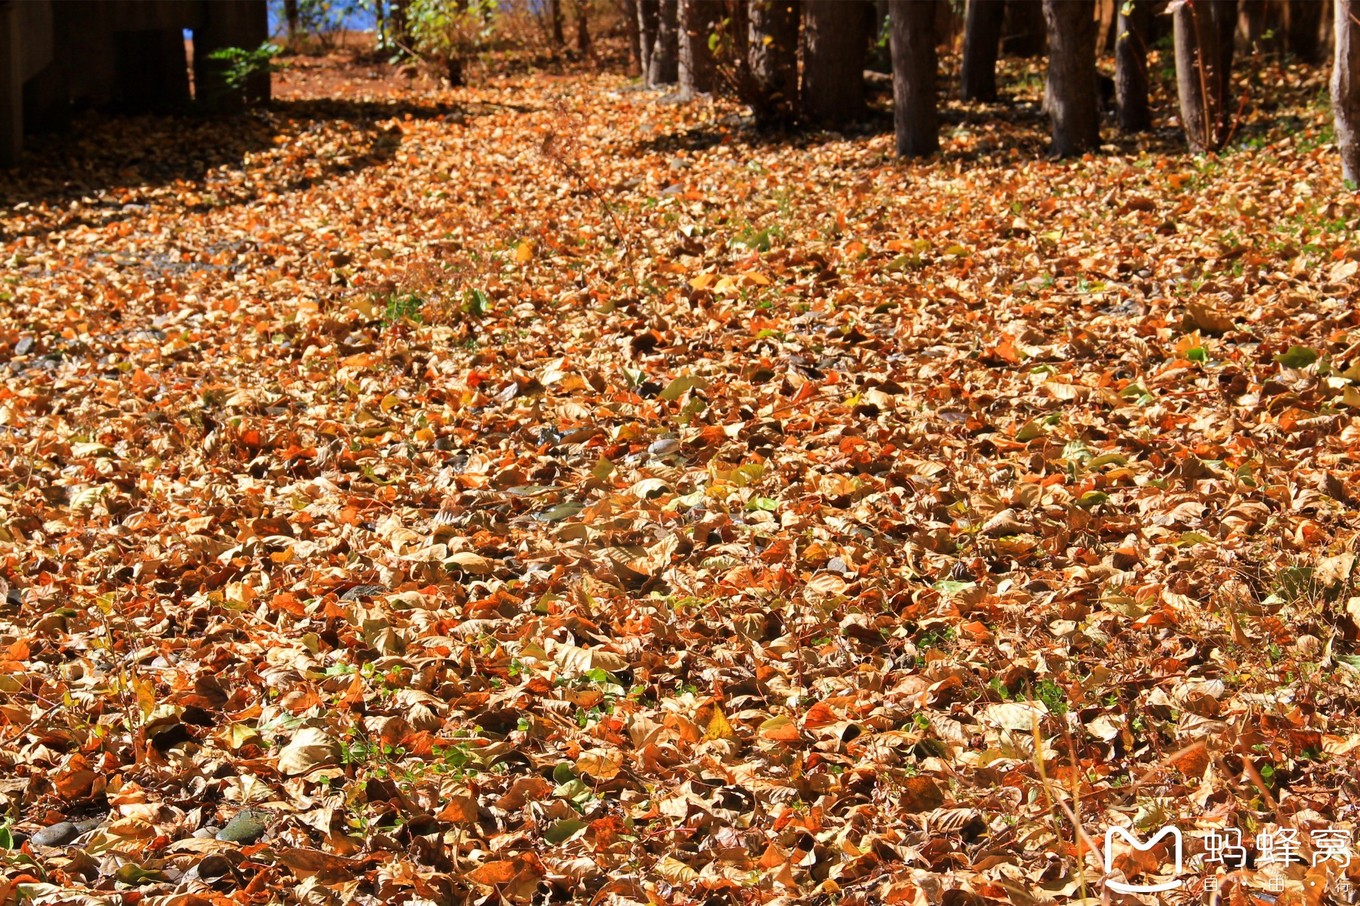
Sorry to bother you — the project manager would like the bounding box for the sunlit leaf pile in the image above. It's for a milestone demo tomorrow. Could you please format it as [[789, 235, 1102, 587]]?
[[1, 47, 1359, 906]]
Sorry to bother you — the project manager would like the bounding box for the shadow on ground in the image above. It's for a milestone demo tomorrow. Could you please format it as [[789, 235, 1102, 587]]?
[[0, 96, 511, 242]]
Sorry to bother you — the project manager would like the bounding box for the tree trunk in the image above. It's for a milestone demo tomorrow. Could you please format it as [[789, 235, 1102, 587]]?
[[638, 0, 659, 80], [574, 0, 593, 54], [747, 0, 800, 129], [1335, 0, 1360, 185], [1115, 0, 1151, 132], [1289, 0, 1324, 62], [1241, 0, 1283, 54], [961, 0, 1005, 101], [1043, 0, 1099, 157], [803, 0, 869, 125], [1096, 0, 1116, 53], [650, 0, 680, 84], [890, 0, 938, 157], [1174, 0, 1236, 152], [284, 0, 300, 43], [679, 0, 720, 97], [1004, 0, 1047, 56], [625, 0, 642, 73], [550, 0, 566, 47], [390, 0, 410, 52]]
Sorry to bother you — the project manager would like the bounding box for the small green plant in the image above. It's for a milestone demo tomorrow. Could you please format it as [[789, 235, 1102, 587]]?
[[383, 292, 424, 325], [731, 224, 782, 253], [404, 0, 498, 87], [206, 42, 281, 104], [1033, 679, 1068, 715], [431, 741, 478, 779], [463, 287, 490, 317]]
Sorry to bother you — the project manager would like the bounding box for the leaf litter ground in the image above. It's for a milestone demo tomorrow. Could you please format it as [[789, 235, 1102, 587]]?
[[2, 49, 1360, 906]]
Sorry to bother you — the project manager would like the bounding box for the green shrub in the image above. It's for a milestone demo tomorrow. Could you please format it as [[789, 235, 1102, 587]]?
[[404, 0, 498, 86]]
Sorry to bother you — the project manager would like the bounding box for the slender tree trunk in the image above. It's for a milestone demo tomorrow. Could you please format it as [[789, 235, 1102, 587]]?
[[1288, 0, 1324, 62], [1335, 0, 1360, 185], [679, 0, 719, 97], [574, 0, 592, 54], [638, 0, 659, 79], [961, 0, 1005, 101], [890, 0, 939, 157], [1096, 0, 1116, 53], [390, 0, 409, 51], [1116, 0, 1151, 132], [1240, 0, 1282, 54], [625, 0, 642, 72], [1044, 0, 1099, 157], [1005, 0, 1047, 55], [803, 0, 869, 125], [1174, 0, 1236, 152], [731, 0, 753, 92], [747, 0, 801, 129], [550, 0, 566, 47], [650, 0, 680, 84], [284, 0, 300, 43]]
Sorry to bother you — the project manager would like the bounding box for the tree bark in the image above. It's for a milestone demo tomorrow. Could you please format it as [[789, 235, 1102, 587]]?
[[1335, 0, 1360, 185], [747, 0, 800, 129], [890, 0, 938, 157], [1043, 0, 1099, 157], [574, 0, 592, 54], [961, 0, 1005, 101], [1288, 0, 1324, 63], [1240, 0, 1282, 54], [679, 0, 719, 97], [1115, 0, 1151, 132], [650, 0, 680, 85], [803, 0, 869, 125], [284, 0, 300, 43], [638, 0, 659, 80], [550, 0, 566, 47], [390, 0, 410, 52], [1004, 0, 1047, 56], [625, 0, 643, 73], [1174, 0, 1236, 152]]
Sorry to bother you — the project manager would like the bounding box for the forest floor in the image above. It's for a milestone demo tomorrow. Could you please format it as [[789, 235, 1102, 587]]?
[[2, 45, 1360, 906]]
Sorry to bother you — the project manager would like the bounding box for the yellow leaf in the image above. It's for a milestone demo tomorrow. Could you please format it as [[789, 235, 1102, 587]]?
[[656, 856, 700, 884], [576, 748, 624, 780], [705, 706, 736, 741], [445, 551, 493, 574], [516, 241, 534, 264]]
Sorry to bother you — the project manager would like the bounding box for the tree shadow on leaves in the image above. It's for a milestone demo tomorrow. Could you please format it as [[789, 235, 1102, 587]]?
[[0, 97, 502, 243]]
